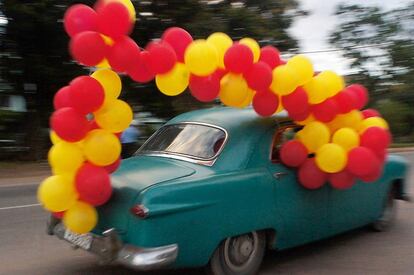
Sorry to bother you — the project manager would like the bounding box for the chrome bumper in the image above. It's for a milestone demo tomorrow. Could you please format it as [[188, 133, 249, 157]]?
[[52, 222, 178, 271]]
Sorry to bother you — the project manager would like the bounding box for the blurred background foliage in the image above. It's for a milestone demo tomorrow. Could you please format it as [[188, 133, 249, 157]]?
[[330, 3, 414, 142], [0, 0, 413, 160]]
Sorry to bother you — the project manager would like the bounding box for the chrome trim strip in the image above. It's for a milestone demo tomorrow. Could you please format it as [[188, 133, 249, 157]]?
[[136, 121, 229, 167]]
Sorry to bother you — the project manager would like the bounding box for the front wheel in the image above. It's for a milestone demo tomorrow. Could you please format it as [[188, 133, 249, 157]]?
[[372, 187, 397, 232], [208, 231, 266, 275]]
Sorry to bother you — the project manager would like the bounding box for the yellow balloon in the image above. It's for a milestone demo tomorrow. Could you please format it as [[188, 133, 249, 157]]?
[[37, 175, 78, 212], [63, 201, 98, 234], [96, 58, 111, 69], [270, 65, 299, 96], [236, 89, 255, 108], [83, 129, 121, 166], [239, 38, 260, 62], [274, 98, 284, 113], [219, 73, 249, 107], [316, 143, 347, 173], [104, 0, 136, 21], [301, 121, 331, 152], [318, 70, 345, 97], [92, 69, 122, 106], [94, 99, 133, 133], [185, 40, 219, 76], [360, 117, 389, 133], [332, 127, 360, 151], [287, 55, 314, 86], [207, 32, 233, 68], [156, 63, 189, 96], [48, 142, 84, 174], [100, 34, 114, 46], [50, 131, 63, 145], [303, 76, 329, 104]]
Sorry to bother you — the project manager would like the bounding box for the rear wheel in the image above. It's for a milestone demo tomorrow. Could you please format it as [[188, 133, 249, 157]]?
[[372, 187, 397, 232], [208, 231, 266, 275]]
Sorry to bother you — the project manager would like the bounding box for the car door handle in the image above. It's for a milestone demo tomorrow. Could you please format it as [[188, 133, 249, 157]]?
[[273, 172, 288, 180]]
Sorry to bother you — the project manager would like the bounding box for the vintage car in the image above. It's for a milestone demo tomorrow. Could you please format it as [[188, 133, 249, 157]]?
[[48, 107, 410, 275]]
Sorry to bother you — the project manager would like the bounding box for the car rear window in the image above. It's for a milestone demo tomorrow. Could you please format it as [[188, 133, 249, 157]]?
[[139, 123, 226, 160]]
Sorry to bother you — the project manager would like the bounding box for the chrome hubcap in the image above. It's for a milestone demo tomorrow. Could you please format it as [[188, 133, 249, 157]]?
[[223, 232, 258, 271]]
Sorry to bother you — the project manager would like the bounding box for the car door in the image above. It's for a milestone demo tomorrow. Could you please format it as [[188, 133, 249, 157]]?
[[266, 124, 331, 250], [329, 177, 385, 234]]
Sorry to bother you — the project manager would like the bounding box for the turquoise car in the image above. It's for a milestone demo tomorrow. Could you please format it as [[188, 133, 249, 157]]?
[[49, 107, 410, 275]]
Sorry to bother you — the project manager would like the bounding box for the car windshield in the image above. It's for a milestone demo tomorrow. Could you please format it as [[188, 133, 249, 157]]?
[[138, 123, 226, 160]]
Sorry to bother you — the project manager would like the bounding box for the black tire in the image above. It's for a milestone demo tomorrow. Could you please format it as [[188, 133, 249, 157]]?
[[207, 231, 266, 275], [372, 186, 397, 232]]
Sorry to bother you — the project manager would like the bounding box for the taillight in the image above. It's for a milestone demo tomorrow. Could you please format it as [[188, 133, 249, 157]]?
[[130, 204, 149, 219]]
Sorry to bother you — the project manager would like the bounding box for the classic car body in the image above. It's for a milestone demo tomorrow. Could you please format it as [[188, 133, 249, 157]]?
[[49, 107, 410, 273]]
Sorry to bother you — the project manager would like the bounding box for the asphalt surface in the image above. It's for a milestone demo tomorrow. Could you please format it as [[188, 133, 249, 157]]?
[[0, 153, 413, 275]]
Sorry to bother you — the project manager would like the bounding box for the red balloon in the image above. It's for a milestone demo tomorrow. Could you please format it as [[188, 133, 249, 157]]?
[[360, 164, 382, 183], [98, 2, 133, 40], [280, 140, 308, 167], [224, 44, 254, 74], [288, 108, 310, 122], [376, 149, 387, 163], [360, 126, 392, 152], [52, 211, 65, 219], [107, 36, 141, 73], [259, 46, 281, 69], [146, 42, 177, 74], [362, 109, 381, 118], [128, 51, 156, 83], [253, 90, 279, 117], [244, 62, 273, 91], [70, 76, 105, 114], [50, 107, 89, 142], [189, 73, 220, 102], [70, 31, 108, 66], [347, 147, 380, 177], [333, 89, 358, 114], [104, 158, 122, 174], [282, 87, 309, 114], [75, 163, 112, 206], [54, 86, 72, 110], [89, 120, 101, 131], [97, 2, 132, 39], [329, 170, 355, 190], [162, 27, 193, 63], [348, 84, 368, 110], [214, 68, 228, 80], [312, 98, 338, 122], [298, 158, 328, 189], [64, 4, 98, 37]]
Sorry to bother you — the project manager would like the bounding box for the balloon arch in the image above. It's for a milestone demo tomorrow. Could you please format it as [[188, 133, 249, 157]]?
[[37, 0, 392, 234]]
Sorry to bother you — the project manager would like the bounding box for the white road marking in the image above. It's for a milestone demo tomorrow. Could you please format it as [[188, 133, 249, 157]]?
[[0, 203, 41, 211]]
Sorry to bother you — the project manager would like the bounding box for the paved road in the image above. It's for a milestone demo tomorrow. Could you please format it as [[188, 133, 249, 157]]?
[[1, 153, 413, 275]]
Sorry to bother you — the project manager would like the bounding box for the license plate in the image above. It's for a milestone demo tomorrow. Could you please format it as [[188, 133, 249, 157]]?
[[63, 229, 93, 250]]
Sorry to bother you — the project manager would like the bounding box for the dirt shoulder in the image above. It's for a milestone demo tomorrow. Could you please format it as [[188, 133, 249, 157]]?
[[0, 161, 50, 185]]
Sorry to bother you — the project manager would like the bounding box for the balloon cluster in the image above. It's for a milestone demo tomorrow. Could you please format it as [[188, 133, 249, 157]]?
[[280, 105, 391, 190], [38, 0, 393, 234], [38, 0, 134, 234]]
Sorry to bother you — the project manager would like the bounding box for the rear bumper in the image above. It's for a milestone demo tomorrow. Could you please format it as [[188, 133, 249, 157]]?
[[51, 222, 178, 271]]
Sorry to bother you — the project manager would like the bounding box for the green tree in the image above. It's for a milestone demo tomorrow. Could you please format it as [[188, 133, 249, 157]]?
[[329, 2, 414, 141]]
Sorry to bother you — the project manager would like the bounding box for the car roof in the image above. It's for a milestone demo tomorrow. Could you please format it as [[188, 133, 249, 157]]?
[[166, 106, 291, 132]]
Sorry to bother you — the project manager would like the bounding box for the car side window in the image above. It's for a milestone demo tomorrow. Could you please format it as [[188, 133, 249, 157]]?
[[271, 125, 303, 163]]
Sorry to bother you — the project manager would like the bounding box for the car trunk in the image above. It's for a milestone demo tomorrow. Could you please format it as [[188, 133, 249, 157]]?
[[94, 155, 195, 235]]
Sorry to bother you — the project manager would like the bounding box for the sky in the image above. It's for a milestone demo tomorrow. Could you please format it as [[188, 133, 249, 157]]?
[[289, 0, 413, 75]]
